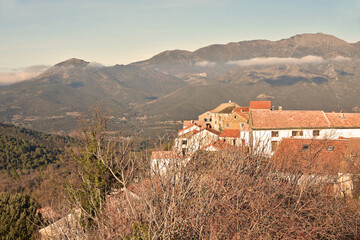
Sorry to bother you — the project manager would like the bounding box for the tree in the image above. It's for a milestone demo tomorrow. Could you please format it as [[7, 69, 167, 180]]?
[[0, 193, 42, 240]]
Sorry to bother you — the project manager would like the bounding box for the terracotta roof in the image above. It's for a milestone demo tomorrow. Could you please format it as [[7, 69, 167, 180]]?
[[251, 110, 330, 129], [345, 138, 360, 158], [234, 107, 250, 113], [325, 112, 360, 128], [250, 101, 271, 109], [202, 140, 236, 151], [151, 151, 178, 160], [194, 127, 220, 136], [220, 129, 241, 138], [236, 111, 249, 120], [178, 122, 201, 134], [273, 138, 354, 174], [183, 120, 205, 128]]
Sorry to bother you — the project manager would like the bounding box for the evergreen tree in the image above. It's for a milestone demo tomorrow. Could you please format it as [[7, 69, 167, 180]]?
[[0, 193, 42, 240]]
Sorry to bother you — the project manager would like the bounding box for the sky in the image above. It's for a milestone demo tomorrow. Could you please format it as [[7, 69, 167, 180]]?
[[0, 0, 360, 72]]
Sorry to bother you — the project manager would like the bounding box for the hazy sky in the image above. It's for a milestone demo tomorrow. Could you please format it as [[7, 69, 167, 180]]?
[[1, 0, 360, 69]]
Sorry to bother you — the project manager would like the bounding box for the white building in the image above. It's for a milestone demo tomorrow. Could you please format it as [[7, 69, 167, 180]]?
[[249, 109, 360, 156]]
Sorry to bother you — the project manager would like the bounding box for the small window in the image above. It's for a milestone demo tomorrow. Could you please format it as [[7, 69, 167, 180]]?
[[233, 139, 236, 146], [207, 113, 210, 116], [313, 130, 320, 137], [241, 123, 245, 128], [292, 131, 303, 137], [234, 116, 237, 120], [271, 131, 279, 137], [204, 118, 207, 122], [302, 144, 310, 151], [327, 146, 334, 151], [209, 118, 212, 122], [271, 141, 278, 151], [226, 123, 229, 128], [182, 139, 187, 145]]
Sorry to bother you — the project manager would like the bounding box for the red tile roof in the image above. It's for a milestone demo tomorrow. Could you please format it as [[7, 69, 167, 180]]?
[[178, 122, 202, 134], [219, 129, 241, 138], [151, 151, 179, 160], [251, 110, 331, 129], [250, 101, 271, 109], [183, 120, 205, 128], [194, 127, 220, 136], [325, 113, 360, 128], [232, 110, 249, 120], [202, 140, 236, 151], [272, 138, 359, 174], [345, 138, 360, 158], [234, 107, 250, 113]]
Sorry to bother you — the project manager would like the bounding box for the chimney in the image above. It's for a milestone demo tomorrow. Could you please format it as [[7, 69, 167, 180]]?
[[278, 106, 283, 111], [339, 110, 345, 119]]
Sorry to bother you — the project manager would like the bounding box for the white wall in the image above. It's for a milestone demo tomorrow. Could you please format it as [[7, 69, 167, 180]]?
[[252, 128, 360, 156]]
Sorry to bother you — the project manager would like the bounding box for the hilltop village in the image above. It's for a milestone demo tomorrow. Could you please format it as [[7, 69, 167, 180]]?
[[151, 101, 360, 196]]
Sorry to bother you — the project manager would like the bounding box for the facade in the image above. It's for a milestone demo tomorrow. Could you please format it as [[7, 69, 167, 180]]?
[[249, 109, 360, 156]]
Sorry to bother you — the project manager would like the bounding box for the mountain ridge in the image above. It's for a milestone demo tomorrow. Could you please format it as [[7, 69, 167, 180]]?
[[0, 33, 359, 134]]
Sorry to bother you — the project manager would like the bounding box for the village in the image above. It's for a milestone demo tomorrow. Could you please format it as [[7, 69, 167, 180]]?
[[151, 101, 360, 196]]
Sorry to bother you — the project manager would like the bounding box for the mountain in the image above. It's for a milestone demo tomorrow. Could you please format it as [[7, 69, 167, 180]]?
[[0, 58, 184, 133], [0, 33, 359, 134]]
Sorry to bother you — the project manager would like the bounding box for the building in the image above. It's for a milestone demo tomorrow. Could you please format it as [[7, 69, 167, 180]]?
[[273, 138, 360, 196], [249, 109, 360, 155]]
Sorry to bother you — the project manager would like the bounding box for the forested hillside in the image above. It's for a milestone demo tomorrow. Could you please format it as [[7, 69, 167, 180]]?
[[0, 123, 76, 207]]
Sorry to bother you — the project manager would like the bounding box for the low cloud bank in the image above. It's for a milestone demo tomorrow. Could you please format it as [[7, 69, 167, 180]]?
[[0, 65, 50, 85], [227, 55, 351, 67], [195, 61, 216, 67]]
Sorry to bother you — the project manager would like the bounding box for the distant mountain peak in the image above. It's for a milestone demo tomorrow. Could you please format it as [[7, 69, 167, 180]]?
[[287, 33, 349, 45], [54, 58, 89, 68]]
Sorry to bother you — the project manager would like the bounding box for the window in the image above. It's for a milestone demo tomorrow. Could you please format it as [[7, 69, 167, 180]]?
[[234, 116, 237, 119], [313, 130, 320, 137], [302, 144, 310, 151], [241, 123, 245, 128], [292, 131, 303, 137], [271, 141, 278, 151], [327, 146, 334, 151], [204, 118, 207, 122], [271, 131, 279, 137], [226, 123, 229, 128], [182, 139, 187, 145], [233, 139, 236, 146], [209, 118, 212, 122]]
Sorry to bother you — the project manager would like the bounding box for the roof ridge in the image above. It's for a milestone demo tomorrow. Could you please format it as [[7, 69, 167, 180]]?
[[322, 111, 332, 127]]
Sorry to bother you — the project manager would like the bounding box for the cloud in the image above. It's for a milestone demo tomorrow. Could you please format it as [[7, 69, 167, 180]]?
[[195, 61, 216, 67], [227, 55, 351, 67], [86, 62, 105, 68], [0, 65, 50, 85], [332, 56, 352, 62]]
